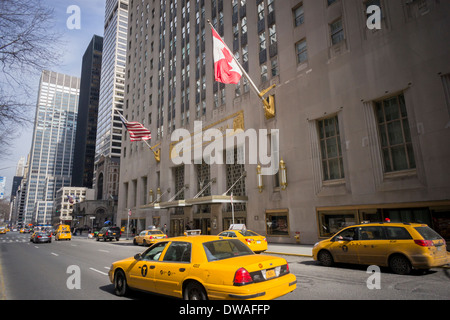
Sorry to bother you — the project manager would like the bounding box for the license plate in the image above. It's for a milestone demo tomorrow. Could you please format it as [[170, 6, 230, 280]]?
[[256, 240, 261, 244], [265, 269, 276, 279]]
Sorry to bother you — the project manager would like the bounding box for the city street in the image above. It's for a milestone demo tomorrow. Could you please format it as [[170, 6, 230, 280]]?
[[1, 232, 449, 300]]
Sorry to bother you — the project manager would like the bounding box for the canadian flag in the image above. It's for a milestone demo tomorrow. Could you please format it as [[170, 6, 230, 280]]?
[[212, 27, 242, 84]]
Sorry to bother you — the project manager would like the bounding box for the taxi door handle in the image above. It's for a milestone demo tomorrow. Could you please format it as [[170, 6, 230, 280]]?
[[179, 268, 186, 272]]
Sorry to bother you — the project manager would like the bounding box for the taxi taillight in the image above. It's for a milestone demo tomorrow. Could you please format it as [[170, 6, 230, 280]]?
[[414, 240, 434, 247], [233, 268, 253, 286]]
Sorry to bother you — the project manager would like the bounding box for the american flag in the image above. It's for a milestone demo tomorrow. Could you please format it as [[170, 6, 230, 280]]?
[[118, 113, 151, 142]]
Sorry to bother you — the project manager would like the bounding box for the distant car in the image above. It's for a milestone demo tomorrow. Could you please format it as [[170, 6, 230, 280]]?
[[133, 229, 168, 246], [30, 232, 52, 243], [0, 227, 6, 234], [313, 222, 450, 275], [109, 236, 297, 300], [218, 229, 268, 254], [96, 226, 121, 241]]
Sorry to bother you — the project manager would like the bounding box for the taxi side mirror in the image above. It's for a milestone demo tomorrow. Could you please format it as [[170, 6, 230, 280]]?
[[134, 253, 142, 260]]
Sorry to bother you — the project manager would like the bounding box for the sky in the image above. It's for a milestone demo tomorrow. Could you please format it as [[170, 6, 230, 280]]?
[[0, 0, 105, 197]]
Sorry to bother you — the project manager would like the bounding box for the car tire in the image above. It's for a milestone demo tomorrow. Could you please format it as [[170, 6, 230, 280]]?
[[183, 281, 208, 300], [114, 270, 129, 296], [389, 254, 412, 275], [318, 250, 334, 267]]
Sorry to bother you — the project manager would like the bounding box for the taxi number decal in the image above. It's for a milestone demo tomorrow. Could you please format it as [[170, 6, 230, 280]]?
[[141, 265, 148, 277]]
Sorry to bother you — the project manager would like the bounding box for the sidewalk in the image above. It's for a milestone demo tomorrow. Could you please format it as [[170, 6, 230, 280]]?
[[266, 243, 313, 257]]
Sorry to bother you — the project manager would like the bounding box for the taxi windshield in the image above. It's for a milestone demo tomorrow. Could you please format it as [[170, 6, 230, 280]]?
[[203, 239, 253, 262], [149, 230, 164, 235]]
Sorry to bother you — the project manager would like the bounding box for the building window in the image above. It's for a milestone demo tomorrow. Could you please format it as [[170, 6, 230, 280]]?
[[318, 210, 357, 237], [296, 39, 308, 64], [265, 209, 289, 236], [375, 93, 416, 173], [317, 115, 345, 181], [330, 18, 344, 45], [293, 4, 304, 27], [327, 0, 338, 6]]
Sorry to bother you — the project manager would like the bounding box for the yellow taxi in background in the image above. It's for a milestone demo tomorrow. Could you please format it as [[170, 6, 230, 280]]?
[[0, 227, 6, 234], [109, 235, 297, 300], [133, 229, 168, 246], [218, 225, 267, 254], [313, 222, 450, 275], [55, 225, 72, 241]]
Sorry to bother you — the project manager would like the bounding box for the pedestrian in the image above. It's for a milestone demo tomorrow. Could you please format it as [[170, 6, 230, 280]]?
[[163, 224, 168, 234]]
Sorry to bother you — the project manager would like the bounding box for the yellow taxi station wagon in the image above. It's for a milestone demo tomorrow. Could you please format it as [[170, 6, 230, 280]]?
[[313, 222, 449, 275], [109, 235, 297, 300]]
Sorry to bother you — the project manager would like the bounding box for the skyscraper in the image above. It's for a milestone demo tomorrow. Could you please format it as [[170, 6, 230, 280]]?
[[72, 35, 103, 188], [94, 0, 129, 202], [24, 70, 80, 225], [95, 0, 128, 165]]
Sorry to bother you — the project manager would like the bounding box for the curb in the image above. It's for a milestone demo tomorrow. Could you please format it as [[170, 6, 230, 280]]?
[[265, 251, 313, 258]]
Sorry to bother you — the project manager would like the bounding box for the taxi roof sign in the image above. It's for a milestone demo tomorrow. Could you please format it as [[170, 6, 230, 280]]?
[[229, 224, 247, 231]]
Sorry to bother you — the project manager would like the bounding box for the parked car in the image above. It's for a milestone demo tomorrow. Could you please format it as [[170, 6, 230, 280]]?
[[218, 229, 267, 254], [313, 222, 450, 275], [133, 229, 168, 246], [96, 226, 121, 241]]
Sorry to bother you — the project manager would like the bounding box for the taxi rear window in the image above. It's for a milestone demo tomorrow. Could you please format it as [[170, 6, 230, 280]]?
[[203, 239, 253, 262], [414, 226, 443, 240]]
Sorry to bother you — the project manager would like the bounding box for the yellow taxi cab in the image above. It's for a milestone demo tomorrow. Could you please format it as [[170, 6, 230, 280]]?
[[0, 227, 6, 234], [218, 225, 267, 254], [109, 235, 297, 300], [313, 222, 450, 275], [55, 225, 72, 241], [19, 228, 25, 233], [133, 229, 168, 246]]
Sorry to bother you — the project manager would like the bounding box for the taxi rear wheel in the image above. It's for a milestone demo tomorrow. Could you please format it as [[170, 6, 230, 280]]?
[[183, 281, 208, 300], [114, 270, 129, 296], [389, 254, 412, 275]]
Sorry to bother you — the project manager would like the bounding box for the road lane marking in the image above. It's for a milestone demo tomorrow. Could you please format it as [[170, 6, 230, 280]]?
[[51, 252, 59, 256], [89, 268, 108, 276], [98, 249, 109, 253]]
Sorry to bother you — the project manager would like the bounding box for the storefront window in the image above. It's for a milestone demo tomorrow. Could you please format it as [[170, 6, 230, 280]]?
[[318, 211, 357, 237], [266, 210, 289, 236]]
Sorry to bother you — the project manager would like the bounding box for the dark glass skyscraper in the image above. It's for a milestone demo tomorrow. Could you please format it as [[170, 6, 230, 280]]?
[[73, 35, 103, 188]]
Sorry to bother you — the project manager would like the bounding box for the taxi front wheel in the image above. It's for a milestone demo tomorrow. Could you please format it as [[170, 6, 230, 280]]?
[[318, 250, 334, 267], [183, 281, 208, 300], [114, 270, 129, 296]]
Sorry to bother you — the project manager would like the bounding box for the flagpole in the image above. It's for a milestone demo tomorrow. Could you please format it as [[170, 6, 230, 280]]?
[[207, 20, 266, 105]]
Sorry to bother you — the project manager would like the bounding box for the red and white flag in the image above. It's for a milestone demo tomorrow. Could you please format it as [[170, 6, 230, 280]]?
[[119, 113, 151, 142], [212, 27, 242, 84]]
